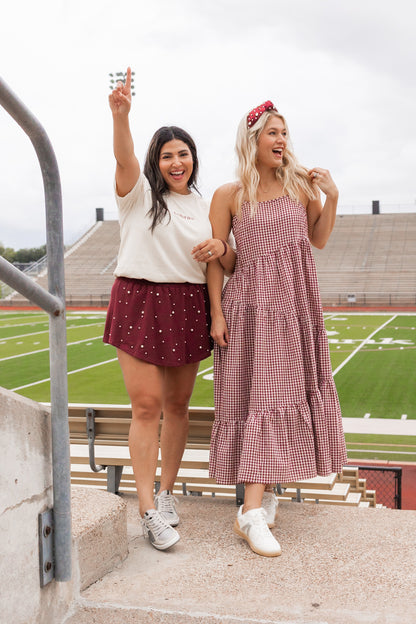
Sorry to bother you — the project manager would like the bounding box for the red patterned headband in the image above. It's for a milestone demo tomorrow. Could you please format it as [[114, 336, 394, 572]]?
[[247, 100, 277, 128]]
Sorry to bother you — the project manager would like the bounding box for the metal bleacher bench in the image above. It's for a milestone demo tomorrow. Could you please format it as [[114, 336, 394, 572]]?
[[68, 404, 244, 505], [68, 405, 375, 508]]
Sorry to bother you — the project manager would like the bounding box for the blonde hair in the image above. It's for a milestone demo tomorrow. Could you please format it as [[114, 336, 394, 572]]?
[[235, 109, 316, 216]]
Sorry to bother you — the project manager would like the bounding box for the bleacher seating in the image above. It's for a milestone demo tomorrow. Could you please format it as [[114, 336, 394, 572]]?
[[62, 221, 120, 305], [6, 221, 120, 306], [312, 213, 416, 306], [3, 212, 416, 307], [69, 405, 376, 508]]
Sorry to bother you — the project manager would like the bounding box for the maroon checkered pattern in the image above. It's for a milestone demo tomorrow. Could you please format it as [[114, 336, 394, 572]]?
[[209, 197, 348, 484]]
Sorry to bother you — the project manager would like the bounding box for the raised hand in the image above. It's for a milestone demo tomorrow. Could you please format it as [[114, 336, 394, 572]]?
[[109, 67, 132, 116]]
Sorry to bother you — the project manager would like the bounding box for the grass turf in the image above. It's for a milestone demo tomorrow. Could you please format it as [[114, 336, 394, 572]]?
[[334, 315, 416, 419], [1, 311, 415, 421]]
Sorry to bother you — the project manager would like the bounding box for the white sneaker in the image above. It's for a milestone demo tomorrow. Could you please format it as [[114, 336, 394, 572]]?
[[234, 506, 281, 557], [154, 489, 179, 526], [262, 490, 279, 528], [142, 509, 180, 551]]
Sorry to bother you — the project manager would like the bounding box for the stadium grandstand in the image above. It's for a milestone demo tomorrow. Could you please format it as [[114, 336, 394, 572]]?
[[314, 211, 416, 307], [1, 208, 416, 308]]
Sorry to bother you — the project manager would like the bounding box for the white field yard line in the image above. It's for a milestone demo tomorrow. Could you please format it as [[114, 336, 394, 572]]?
[[0, 321, 104, 342], [325, 311, 415, 317], [0, 329, 49, 341], [0, 316, 49, 328], [0, 335, 105, 362], [323, 313, 340, 321], [11, 357, 118, 391], [196, 364, 214, 377], [332, 314, 398, 377], [0, 314, 38, 321], [347, 449, 416, 456]]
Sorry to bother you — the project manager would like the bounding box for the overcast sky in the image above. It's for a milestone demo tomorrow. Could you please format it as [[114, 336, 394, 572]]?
[[0, 0, 415, 250]]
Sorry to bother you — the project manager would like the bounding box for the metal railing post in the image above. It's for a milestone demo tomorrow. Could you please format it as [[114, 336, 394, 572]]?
[[0, 76, 71, 582]]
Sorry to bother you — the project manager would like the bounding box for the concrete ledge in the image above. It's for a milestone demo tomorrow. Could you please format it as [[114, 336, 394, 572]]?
[[65, 494, 416, 624], [0, 387, 74, 624], [71, 487, 128, 591], [64, 604, 312, 623]]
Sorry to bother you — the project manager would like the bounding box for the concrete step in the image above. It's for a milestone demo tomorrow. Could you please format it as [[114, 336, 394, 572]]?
[[71, 486, 128, 591], [63, 493, 416, 624], [65, 605, 282, 623]]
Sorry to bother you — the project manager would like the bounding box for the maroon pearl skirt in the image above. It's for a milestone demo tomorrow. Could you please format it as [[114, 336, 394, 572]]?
[[103, 277, 213, 367]]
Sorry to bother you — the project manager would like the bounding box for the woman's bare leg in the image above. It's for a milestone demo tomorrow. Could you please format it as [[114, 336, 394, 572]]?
[[159, 361, 199, 492], [117, 349, 163, 516], [243, 483, 266, 513]]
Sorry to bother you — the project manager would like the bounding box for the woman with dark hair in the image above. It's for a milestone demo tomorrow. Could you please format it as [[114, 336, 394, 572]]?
[[103, 68, 233, 551]]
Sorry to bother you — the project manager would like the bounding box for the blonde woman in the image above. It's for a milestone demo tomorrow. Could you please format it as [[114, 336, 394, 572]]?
[[207, 101, 347, 557]]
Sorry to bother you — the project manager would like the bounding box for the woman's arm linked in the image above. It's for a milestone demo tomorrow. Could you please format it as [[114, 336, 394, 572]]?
[[192, 237, 236, 275], [109, 66, 140, 197], [192, 184, 237, 274], [206, 184, 236, 346]]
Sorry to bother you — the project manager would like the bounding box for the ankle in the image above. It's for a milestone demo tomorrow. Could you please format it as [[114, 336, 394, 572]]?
[[140, 504, 156, 518], [242, 504, 261, 514]]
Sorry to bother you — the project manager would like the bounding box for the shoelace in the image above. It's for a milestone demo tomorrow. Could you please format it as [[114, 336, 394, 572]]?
[[242, 508, 269, 531], [142, 512, 170, 539], [253, 508, 268, 525], [157, 493, 178, 513]]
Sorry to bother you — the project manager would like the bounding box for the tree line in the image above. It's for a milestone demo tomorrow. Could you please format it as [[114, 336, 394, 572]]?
[[0, 243, 47, 265]]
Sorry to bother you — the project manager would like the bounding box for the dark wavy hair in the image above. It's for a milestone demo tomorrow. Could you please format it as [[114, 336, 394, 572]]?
[[143, 126, 199, 232]]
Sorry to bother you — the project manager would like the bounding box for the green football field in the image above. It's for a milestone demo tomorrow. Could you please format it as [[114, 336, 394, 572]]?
[[0, 309, 415, 419], [1, 309, 415, 462]]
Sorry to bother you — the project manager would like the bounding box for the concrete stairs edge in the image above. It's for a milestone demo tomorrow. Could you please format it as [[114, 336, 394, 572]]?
[[71, 486, 128, 592]]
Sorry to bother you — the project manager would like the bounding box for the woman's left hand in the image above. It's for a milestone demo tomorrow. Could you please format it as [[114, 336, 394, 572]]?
[[308, 168, 339, 199], [192, 238, 225, 263]]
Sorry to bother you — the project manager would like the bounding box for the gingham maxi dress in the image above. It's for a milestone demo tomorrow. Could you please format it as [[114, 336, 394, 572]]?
[[209, 196, 347, 485]]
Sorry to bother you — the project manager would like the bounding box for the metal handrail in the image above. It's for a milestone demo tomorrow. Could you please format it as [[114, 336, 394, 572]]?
[[0, 76, 71, 582]]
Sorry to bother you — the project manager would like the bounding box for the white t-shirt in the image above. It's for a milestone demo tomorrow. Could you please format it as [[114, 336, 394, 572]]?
[[114, 174, 212, 283]]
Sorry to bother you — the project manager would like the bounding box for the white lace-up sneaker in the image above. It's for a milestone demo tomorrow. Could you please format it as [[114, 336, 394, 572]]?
[[142, 509, 180, 550], [262, 490, 279, 528], [154, 489, 180, 526], [234, 506, 282, 557]]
